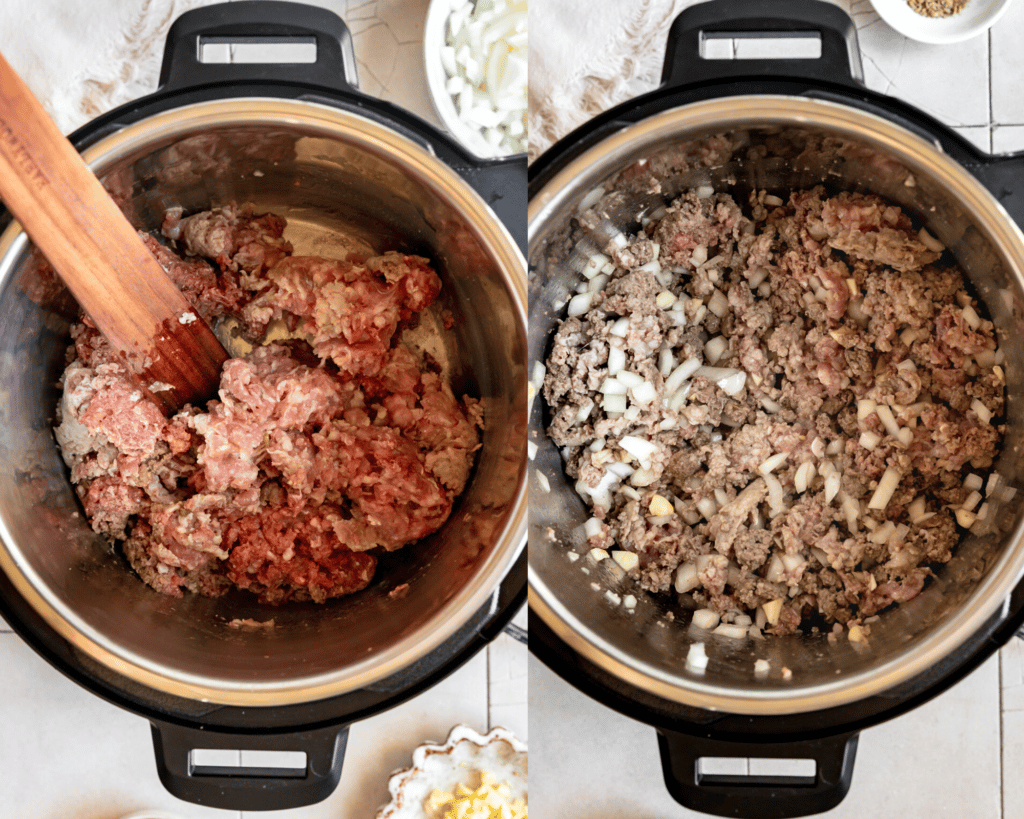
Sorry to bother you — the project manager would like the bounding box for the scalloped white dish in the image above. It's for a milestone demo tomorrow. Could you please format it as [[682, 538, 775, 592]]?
[[377, 725, 528, 818]]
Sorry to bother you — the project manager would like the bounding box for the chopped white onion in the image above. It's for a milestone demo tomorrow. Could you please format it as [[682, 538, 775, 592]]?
[[868, 467, 901, 510], [686, 642, 709, 672], [875, 405, 901, 439], [619, 435, 658, 463], [692, 609, 721, 630], [665, 358, 702, 394], [567, 292, 594, 317], [859, 431, 881, 451], [615, 370, 645, 390], [696, 496, 718, 520], [713, 623, 750, 640], [918, 226, 945, 252], [630, 381, 658, 406], [600, 377, 627, 395], [708, 289, 729, 318], [962, 303, 981, 330], [602, 393, 627, 413], [607, 345, 626, 375], [868, 520, 896, 544], [583, 517, 604, 539], [759, 452, 789, 475], [857, 398, 877, 421], [705, 336, 728, 365], [690, 245, 709, 267], [963, 490, 983, 512], [764, 473, 785, 513], [658, 346, 675, 376], [581, 251, 610, 278], [675, 562, 699, 593], [964, 473, 984, 492], [896, 428, 914, 447], [608, 317, 630, 337], [971, 399, 993, 424]]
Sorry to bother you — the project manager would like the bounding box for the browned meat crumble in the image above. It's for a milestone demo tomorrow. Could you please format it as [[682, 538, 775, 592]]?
[[543, 186, 1004, 636]]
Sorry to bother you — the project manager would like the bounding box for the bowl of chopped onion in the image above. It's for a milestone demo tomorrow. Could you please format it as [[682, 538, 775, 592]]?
[[424, 0, 527, 157]]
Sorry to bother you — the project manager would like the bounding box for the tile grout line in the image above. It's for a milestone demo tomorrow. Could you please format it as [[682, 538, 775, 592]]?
[[1000, 648, 1005, 819]]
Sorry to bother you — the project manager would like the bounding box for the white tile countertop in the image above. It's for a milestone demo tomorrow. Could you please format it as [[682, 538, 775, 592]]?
[[529, 1, 1024, 818], [0, 1, 526, 817]]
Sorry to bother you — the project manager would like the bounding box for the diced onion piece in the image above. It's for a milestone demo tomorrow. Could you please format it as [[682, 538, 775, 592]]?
[[581, 251, 610, 278], [609, 317, 630, 337], [602, 393, 627, 413], [648, 494, 674, 516], [600, 377, 627, 395], [658, 346, 675, 376], [754, 658, 771, 677], [762, 598, 784, 626], [588, 547, 609, 562], [971, 398, 993, 424], [764, 473, 784, 513], [667, 385, 691, 411], [918, 226, 945, 252], [766, 554, 785, 583], [696, 185, 715, 199], [857, 398, 877, 421], [692, 609, 721, 630], [675, 562, 699, 593], [665, 358, 702, 394], [841, 492, 859, 532], [987, 472, 1002, 497], [587, 272, 609, 293], [607, 345, 626, 375], [713, 487, 730, 507], [535, 469, 550, 493], [629, 466, 656, 487], [573, 398, 595, 425], [824, 473, 841, 504], [612, 551, 639, 572], [963, 490, 982, 512], [897, 427, 914, 447], [615, 370, 645, 389], [780, 553, 806, 573], [583, 517, 604, 539], [707, 289, 729, 317], [567, 292, 594, 317], [859, 430, 881, 451], [962, 303, 981, 330], [759, 452, 789, 475], [705, 336, 728, 365], [696, 496, 718, 520], [868, 520, 895, 544], [964, 473, 984, 492], [655, 290, 676, 310], [810, 437, 825, 458], [868, 467, 901, 510], [531, 360, 546, 386], [606, 461, 634, 480], [690, 245, 709, 267], [686, 642, 709, 672], [956, 508, 977, 528], [619, 436, 658, 464], [761, 397, 781, 413], [713, 623, 750, 639], [630, 381, 658, 406], [908, 496, 927, 522], [527, 440, 537, 460], [875, 405, 901, 439]]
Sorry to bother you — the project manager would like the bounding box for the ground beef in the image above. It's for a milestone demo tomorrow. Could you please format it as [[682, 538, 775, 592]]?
[[55, 205, 482, 605], [544, 186, 1004, 636]]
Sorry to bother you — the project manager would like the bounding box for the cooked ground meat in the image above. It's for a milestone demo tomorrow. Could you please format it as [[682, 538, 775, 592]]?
[[544, 186, 1003, 636], [56, 204, 482, 604]]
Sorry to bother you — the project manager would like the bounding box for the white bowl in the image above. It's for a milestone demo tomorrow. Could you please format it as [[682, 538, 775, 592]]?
[[423, 0, 503, 158], [869, 0, 1013, 43]]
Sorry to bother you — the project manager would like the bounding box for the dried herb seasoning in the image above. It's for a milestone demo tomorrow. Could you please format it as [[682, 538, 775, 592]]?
[[907, 0, 969, 17]]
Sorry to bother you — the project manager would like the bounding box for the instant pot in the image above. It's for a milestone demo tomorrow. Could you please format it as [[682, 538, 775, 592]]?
[[0, 2, 526, 810], [529, 1, 1024, 816]]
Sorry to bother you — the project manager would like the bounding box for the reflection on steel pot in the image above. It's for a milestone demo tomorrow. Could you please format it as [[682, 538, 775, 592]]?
[[0, 2, 526, 812], [529, 1, 1024, 816]]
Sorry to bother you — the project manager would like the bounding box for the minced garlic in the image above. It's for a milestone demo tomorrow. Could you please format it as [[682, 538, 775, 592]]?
[[424, 770, 527, 819]]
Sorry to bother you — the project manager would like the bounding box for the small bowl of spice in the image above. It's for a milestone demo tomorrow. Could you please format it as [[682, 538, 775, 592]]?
[[869, 0, 1014, 43]]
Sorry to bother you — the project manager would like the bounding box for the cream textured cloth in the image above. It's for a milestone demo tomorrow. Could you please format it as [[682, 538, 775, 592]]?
[[528, 0, 690, 160], [0, 0, 219, 135]]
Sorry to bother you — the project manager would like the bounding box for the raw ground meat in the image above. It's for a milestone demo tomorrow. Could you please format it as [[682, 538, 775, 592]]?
[[544, 185, 1004, 637], [56, 204, 482, 605]]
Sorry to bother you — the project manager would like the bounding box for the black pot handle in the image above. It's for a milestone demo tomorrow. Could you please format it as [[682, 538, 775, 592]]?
[[158, 0, 359, 94], [662, 0, 864, 90], [963, 152, 1024, 238], [150, 721, 349, 810], [657, 729, 859, 818]]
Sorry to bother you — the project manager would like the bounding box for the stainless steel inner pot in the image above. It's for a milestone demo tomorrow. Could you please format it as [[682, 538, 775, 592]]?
[[529, 96, 1024, 716], [0, 97, 526, 706]]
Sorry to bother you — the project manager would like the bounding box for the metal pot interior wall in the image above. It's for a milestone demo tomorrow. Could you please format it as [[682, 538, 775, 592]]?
[[528, 97, 1024, 715], [0, 100, 526, 705]]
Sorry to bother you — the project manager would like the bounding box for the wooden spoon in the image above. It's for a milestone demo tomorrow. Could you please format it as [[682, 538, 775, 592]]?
[[0, 52, 228, 416]]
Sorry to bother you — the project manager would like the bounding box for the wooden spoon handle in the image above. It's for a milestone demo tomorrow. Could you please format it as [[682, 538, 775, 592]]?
[[0, 52, 227, 415]]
